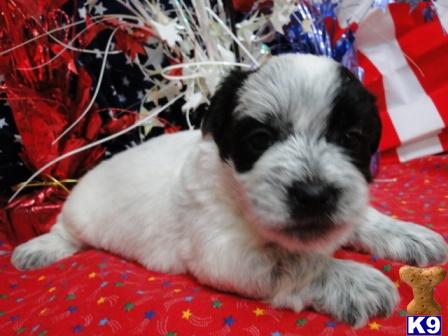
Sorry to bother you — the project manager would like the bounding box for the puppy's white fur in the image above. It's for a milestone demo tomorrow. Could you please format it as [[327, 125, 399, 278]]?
[[12, 55, 448, 327]]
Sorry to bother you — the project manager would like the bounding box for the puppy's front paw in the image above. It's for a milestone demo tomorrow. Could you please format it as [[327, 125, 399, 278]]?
[[392, 221, 448, 267], [12, 242, 49, 270], [307, 260, 399, 327], [354, 209, 448, 267], [11, 232, 79, 270]]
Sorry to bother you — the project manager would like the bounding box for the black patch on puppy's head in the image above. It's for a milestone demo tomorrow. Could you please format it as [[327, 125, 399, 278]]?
[[201, 68, 251, 158], [326, 66, 382, 182], [202, 68, 282, 173]]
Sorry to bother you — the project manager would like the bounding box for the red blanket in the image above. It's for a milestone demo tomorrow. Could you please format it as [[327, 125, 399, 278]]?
[[1, 155, 447, 336]]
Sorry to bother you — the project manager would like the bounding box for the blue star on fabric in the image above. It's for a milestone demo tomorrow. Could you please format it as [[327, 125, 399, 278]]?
[[184, 296, 194, 302], [68, 306, 78, 313], [326, 321, 337, 328], [98, 318, 109, 326], [73, 325, 83, 333], [272, 332, 282, 336], [224, 316, 235, 326], [144, 310, 155, 320]]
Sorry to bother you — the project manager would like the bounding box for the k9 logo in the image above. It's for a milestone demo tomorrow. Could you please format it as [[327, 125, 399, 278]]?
[[407, 316, 442, 335]]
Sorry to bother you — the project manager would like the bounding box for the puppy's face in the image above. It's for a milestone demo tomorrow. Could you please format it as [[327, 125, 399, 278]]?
[[202, 54, 381, 251]]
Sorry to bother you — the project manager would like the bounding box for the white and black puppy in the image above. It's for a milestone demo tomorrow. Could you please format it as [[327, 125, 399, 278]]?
[[12, 54, 448, 327]]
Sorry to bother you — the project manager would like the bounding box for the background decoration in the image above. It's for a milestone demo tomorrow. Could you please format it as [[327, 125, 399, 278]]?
[[0, 0, 169, 242], [355, 2, 448, 163]]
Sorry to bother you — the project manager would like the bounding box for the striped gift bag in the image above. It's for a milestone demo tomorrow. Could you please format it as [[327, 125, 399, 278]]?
[[342, 2, 448, 162]]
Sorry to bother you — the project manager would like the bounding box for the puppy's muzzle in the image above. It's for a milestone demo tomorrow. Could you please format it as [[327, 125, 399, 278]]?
[[287, 181, 340, 224]]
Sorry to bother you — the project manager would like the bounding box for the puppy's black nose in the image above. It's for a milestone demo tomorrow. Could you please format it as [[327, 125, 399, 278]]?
[[287, 181, 340, 217]]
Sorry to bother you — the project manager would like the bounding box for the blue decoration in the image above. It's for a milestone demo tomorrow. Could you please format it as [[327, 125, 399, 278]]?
[[269, 0, 439, 79], [224, 316, 235, 326], [98, 317, 109, 326], [144, 310, 156, 320], [270, 1, 360, 76]]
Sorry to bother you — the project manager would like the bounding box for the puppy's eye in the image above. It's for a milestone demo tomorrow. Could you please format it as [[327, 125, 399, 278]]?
[[342, 130, 365, 150], [246, 129, 273, 153]]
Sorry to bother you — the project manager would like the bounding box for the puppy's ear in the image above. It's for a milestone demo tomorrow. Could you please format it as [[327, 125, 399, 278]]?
[[201, 68, 251, 136], [343, 68, 382, 156], [201, 68, 251, 158], [332, 66, 383, 182]]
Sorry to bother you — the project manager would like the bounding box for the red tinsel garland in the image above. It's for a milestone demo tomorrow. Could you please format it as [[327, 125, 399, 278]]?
[[0, 0, 152, 243]]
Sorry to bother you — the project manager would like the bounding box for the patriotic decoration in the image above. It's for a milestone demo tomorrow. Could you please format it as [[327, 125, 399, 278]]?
[[0, 0, 165, 243], [355, 3, 448, 162]]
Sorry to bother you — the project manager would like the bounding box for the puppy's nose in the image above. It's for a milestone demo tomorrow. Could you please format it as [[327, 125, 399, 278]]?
[[287, 181, 340, 217]]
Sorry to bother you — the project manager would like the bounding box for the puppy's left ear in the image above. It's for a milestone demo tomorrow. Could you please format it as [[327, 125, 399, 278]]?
[[201, 68, 252, 158]]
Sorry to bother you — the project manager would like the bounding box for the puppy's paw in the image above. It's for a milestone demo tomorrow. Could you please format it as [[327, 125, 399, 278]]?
[[307, 260, 399, 328], [11, 232, 79, 270], [354, 208, 448, 267], [12, 243, 48, 270], [390, 221, 448, 267]]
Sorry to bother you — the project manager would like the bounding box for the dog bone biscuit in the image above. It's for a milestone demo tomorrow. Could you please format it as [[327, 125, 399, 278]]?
[[399, 265, 446, 315]]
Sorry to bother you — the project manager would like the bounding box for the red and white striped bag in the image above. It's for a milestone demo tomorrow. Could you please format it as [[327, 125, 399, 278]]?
[[354, 3, 448, 162]]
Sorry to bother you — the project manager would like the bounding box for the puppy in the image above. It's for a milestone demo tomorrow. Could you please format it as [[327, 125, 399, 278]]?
[[12, 54, 448, 327]]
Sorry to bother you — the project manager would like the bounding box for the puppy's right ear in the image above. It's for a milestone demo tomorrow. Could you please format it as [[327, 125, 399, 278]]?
[[201, 68, 252, 159]]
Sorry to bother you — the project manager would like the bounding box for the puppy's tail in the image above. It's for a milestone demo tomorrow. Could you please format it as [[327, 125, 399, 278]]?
[[11, 218, 83, 270]]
